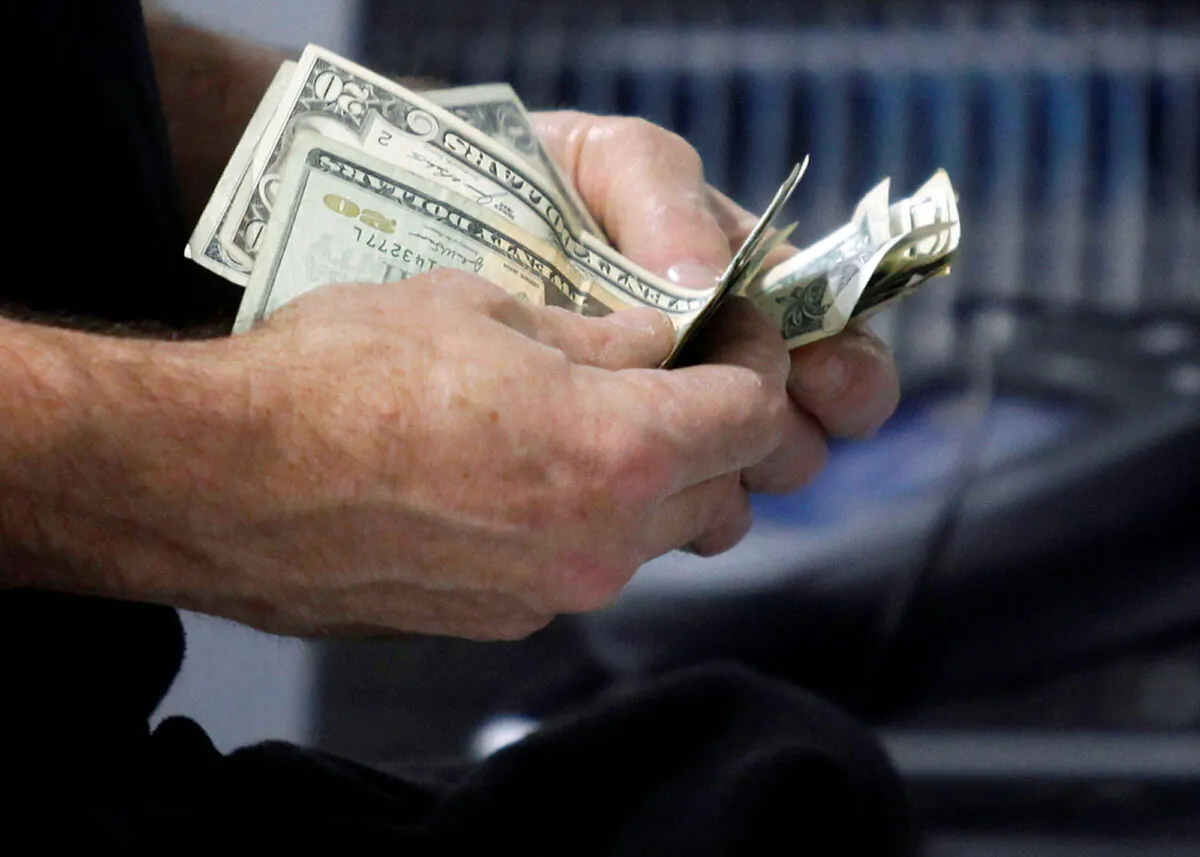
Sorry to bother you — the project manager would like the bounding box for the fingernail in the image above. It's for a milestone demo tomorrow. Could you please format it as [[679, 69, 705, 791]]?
[[796, 352, 848, 401], [666, 261, 723, 293]]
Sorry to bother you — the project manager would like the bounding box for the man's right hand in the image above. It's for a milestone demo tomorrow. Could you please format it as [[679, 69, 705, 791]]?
[[2, 271, 798, 640]]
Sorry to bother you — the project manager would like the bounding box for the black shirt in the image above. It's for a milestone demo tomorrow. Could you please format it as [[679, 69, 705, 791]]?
[[3, 0, 235, 755], [7, 0, 236, 328]]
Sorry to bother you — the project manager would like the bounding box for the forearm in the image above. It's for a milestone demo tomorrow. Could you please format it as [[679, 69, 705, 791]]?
[[143, 6, 289, 226], [0, 319, 255, 599]]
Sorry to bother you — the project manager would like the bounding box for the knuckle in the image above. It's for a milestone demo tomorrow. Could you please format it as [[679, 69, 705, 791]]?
[[600, 421, 675, 502], [615, 117, 702, 174], [574, 315, 622, 362], [425, 268, 507, 305], [541, 346, 577, 384], [562, 424, 667, 494]]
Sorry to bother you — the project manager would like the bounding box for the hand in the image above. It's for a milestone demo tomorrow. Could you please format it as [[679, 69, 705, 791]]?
[[84, 272, 788, 640], [534, 112, 901, 510]]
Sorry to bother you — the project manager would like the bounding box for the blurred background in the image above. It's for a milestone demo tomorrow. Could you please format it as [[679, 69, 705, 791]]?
[[158, 1, 1199, 853]]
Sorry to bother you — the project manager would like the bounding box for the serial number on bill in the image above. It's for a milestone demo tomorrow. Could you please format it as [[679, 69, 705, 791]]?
[[352, 226, 437, 271]]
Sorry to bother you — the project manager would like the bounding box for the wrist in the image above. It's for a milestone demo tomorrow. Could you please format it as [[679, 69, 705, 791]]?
[[0, 320, 268, 602]]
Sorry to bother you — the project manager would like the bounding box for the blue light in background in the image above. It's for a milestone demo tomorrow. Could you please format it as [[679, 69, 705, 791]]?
[[753, 390, 1095, 528]]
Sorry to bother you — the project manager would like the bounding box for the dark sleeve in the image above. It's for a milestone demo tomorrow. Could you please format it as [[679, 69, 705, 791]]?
[[5, 0, 239, 332]]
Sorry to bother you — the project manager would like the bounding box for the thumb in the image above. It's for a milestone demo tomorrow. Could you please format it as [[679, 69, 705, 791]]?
[[527, 305, 677, 370]]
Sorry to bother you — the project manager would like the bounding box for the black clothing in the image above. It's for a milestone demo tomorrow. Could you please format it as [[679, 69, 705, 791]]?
[[3, 3, 915, 853], [15, 664, 915, 855], [8, 0, 237, 329], [4, 0, 227, 781]]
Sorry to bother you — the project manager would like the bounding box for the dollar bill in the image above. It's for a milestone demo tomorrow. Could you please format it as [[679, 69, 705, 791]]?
[[238, 134, 598, 331], [853, 245, 956, 320], [186, 59, 296, 283], [185, 46, 960, 360], [742, 176, 892, 304], [240, 132, 805, 367], [752, 235, 905, 348], [887, 169, 960, 262], [195, 46, 727, 330], [423, 82, 603, 237], [189, 63, 598, 287], [666, 160, 806, 365], [747, 171, 960, 346], [202, 46, 590, 287]]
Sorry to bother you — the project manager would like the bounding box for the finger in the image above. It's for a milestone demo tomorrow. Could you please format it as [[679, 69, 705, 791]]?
[[636, 473, 749, 561], [534, 111, 731, 289], [608, 298, 790, 490], [687, 483, 754, 557], [530, 473, 746, 616], [433, 271, 678, 371], [525, 305, 676, 370], [740, 401, 830, 495], [787, 323, 901, 439], [686, 297, 791, 380]]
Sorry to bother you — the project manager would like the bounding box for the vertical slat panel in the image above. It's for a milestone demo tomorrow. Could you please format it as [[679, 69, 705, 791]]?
[[736, 43, 793, 211], [803, 60, 852, 239], [1043, 63, 1089, 310], [627, 30, 680, 130], [361, 5, 1199, 323], [575, 29, 621, 115], [905, 67, 970, 364], [458, 29, 514, 85], [1098, 53, 1150, 312], [982, 64, 1029, 303], [866, 56, 911, 195], [1160, 43, 1200, 312], [512, 17, 567, 109], [683, 31, 735, 195]]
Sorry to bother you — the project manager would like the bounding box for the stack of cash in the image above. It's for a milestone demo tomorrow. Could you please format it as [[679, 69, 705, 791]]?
[[187, 46, 960, 364]]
